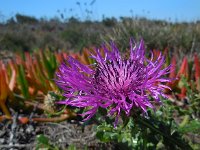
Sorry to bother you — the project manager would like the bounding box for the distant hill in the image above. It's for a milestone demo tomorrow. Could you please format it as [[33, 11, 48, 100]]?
[[0, 14, 200, 55]]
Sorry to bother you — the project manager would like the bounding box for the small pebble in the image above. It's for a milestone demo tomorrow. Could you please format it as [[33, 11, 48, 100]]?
[[0, 138, 5, 144], [26, 125, 34, 134], [0, 130, 6, 137], [19, 127, 24, 132]]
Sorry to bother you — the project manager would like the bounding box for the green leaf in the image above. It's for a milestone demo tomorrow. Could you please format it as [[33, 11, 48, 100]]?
[[67, 144, 77, 150], [37, 134, 49, 145], [96, 131, 105, 141], [17, 65, 29, 99], [178, 120, 200, 134], [41, 51, 57, 79], [36, 134, 59, 150]]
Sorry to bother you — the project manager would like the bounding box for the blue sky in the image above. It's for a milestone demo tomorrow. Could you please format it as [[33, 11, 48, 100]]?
[[0, 0, 200, 22]]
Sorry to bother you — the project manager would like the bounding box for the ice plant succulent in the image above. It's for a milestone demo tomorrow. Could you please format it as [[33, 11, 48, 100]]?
[[55, 39, 171, 126]]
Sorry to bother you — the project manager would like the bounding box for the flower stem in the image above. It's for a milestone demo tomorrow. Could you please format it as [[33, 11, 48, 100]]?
[[136, 116, 192, 150]]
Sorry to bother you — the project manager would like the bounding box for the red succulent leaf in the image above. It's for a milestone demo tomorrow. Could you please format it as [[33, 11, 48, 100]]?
[[178, 57, 188, 79], [0, 61, 11, 117], [18, 117, 29, 124], [169, 55, 177, 79], [194, 53, 200, 91], [152, 49, 161, 61], [178, 87, 187, 100], [165, 55, 178, 93]]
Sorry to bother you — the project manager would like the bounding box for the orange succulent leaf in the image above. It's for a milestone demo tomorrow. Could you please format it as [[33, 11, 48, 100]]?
[[169, 55, 177, 79], [55, 53, 63, 64], [177, 87, 187, 100], [23, 53, 50, 95], [175, 57, 189, 99], [165, 55, 179, 93], [8, 61, 17, 91], [62, 52, 68, 60], [194, 54, 200, 91], [197, 79, 200, 91], [55, 52, 68, 64], [28, 86, 37, 96], [26, 76, 48, 95], [0, 63, 10, 102], [26, 59, 46, 95], [163, 48, 171, 67], [177, 57, 189, 79], [163, 48, 168, 56], [0, 62, 11, 117], [18, 116, 29, 124], [0, 115, 11, 122], [0, 115, 7, 122], [35, 53, 48, 78], [81, 48, 91, 65], [15, 53, 24, 65], [152, 49, 161, 61], [69, 52, 79, 60]]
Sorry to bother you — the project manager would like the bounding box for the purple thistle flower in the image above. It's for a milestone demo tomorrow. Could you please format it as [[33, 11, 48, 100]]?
[[55, 39, 171, 126]]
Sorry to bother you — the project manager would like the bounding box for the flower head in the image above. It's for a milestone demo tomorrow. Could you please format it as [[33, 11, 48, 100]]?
[[55, 39, 171, 126]]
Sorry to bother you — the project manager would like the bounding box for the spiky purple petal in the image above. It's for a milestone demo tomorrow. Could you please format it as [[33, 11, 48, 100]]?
[[55, 39, 172, 127]]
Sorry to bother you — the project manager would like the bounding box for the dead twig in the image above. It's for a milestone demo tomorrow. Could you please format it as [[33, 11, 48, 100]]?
[[0, 143, 34, 148]]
